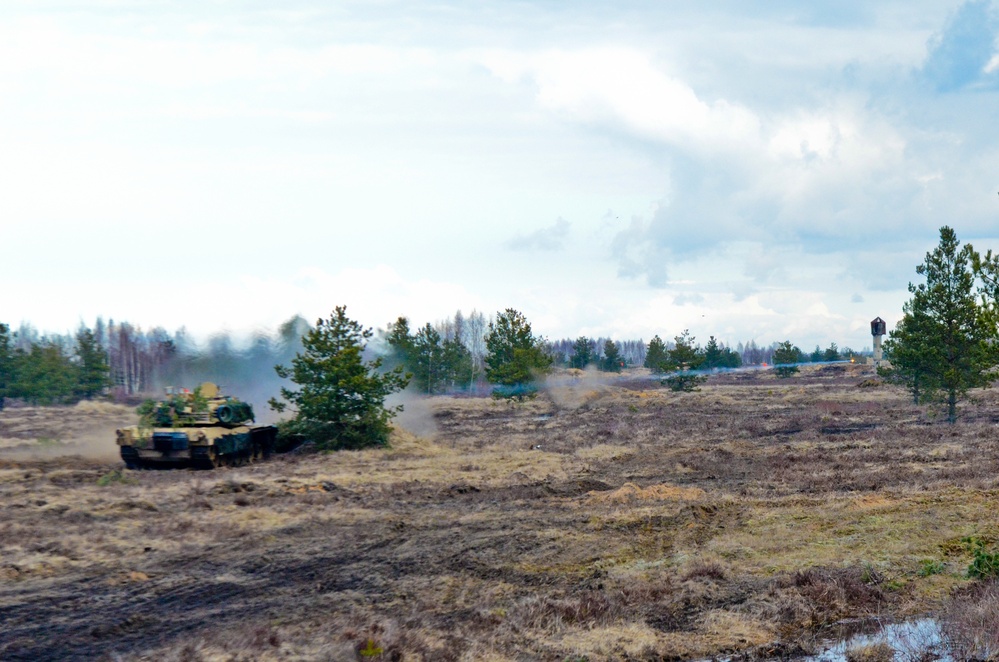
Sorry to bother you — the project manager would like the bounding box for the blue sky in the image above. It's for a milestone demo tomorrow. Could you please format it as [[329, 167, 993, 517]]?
[[3, 1, 999, 350]]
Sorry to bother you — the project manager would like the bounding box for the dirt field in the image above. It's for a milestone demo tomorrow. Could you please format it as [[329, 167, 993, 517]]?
[[3, 365, 999, 661]]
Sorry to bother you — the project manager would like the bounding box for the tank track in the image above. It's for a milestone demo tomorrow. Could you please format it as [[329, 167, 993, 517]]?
[[121, 427, 275, 471], [191, 438, 272, 470]]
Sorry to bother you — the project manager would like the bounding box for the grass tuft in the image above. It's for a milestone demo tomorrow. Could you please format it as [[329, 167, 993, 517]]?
[[96, 468, 136, 487]]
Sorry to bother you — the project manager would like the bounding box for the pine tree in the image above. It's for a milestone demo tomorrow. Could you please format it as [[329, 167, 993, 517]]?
[[722, 343, 742, 368], [570, 336, 593, 370], [772, 340, 800, 378], [663, 330, 705, 391], [75, 327, 110, 399], [270, 306, 409, 449], [880, 295, 937, 404], [600, 340, 623, 372], [384, 316, 415, 371], [702, 336, 723, 370], [484, 309, 552, 397], [701, 337, 741, 369], [411, 323, 443, 394], [644, 335, 669, 374], [13, 343, 78, 405], [883, 226, 993, 422]]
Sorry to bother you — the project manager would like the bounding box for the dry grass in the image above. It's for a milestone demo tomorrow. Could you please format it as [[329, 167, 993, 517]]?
[[939, 580, 999, 659], [845, 641, 894, 662], [588, 482, 706, 503], [3, 364, 999, 660]]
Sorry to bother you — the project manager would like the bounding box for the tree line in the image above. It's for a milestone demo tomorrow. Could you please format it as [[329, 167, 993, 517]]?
[[0, 307, 859, 407], [275, 307, 772, 448], [268, 304, 873, 450], [379, 309, 859, 394], [639, 332, 854, 389], [0, 317, 309, 409], [0, 302, 867, 453], [0, 324, 110, 408]]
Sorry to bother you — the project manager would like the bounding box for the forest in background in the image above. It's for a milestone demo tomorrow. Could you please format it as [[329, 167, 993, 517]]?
[[0, 309, 863, 408]]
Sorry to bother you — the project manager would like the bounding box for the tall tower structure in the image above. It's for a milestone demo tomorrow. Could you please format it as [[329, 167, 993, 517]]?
[[871, 316, 886, 366]]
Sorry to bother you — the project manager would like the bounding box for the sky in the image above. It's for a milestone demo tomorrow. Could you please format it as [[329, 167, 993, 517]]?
[[3, 0, 999, 351]]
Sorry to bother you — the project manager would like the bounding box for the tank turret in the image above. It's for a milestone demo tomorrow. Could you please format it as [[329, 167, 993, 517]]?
[[144, 382, 256, 428]]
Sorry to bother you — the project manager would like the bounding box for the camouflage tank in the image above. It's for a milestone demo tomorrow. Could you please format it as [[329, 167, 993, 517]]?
[[116, 383, 277, 469]]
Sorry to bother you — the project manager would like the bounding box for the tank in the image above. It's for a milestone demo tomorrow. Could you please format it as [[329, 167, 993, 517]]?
[[116, 382, 277, 469]]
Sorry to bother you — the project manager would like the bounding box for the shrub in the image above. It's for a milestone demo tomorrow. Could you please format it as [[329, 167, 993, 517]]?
[[964, 537, 999, 579], [917, 559, 945, 577], [273, 420, 308, 454]]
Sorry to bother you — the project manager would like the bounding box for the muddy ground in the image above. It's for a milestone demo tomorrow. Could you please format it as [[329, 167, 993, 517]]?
[[2, 365, 999, 661]]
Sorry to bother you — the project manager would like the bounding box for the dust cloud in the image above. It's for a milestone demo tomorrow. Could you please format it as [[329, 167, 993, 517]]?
[[542, 367, 624, 411], [0, 401, 137, 461], [387, 389, 439, 437], [153, 319, 310, 426]]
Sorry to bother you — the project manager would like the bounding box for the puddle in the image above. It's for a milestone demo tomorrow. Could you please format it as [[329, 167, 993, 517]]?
[[804, 618, 950, 661], [702, 618, 970, 661]]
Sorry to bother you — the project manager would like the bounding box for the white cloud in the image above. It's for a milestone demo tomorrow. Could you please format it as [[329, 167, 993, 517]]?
[[481, 48, 762, 155], [482, 41, 996, 295], [767, 114, 841, 161], [505, 217, 571, 251]]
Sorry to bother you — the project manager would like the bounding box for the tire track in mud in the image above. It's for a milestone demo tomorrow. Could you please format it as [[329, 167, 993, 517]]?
[[0, 567, 260, 661], [0, 535, 400, 660], [0, 491, 576, 661]]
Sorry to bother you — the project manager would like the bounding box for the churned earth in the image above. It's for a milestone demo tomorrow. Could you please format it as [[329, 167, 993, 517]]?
[[1, 364, 999, 661]]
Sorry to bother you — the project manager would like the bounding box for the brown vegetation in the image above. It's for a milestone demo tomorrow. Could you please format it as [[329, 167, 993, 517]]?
[[2, 364, 999, 660]]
